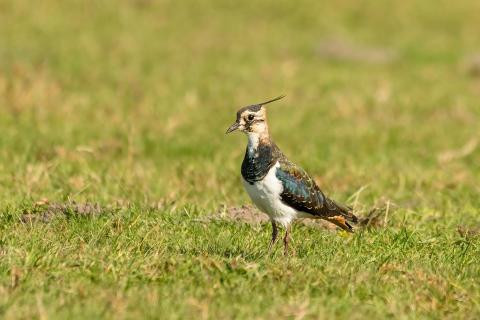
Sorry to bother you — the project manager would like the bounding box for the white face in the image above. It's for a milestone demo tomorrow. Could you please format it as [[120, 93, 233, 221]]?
[[226, 106, 267, 134]]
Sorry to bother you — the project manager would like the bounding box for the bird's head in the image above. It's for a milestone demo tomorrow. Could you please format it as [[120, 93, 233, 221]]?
[[226, 95, 285, 135]]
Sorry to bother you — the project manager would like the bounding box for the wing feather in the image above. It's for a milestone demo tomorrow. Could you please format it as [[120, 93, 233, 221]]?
[[275, 159, 357, 228], [275, 160, 327, 214]]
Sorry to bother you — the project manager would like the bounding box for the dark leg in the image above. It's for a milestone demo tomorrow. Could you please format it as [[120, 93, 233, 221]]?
[[283, 224, 294, 256], [268, 221, 278, 252]]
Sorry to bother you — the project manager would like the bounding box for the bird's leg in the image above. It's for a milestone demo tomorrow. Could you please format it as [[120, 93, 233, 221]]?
[[283, 224, 294, 256], [268, 221, 278, 252]]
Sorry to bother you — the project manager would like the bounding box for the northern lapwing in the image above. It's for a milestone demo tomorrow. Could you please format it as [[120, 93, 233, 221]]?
[[226, 95, 358, 255]]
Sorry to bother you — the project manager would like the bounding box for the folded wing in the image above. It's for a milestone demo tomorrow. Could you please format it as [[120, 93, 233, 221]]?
[[275, 159, 357, 232]]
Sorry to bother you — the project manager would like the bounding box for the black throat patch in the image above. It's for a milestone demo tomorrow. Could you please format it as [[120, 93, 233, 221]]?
[[241, 141, 279, 184]]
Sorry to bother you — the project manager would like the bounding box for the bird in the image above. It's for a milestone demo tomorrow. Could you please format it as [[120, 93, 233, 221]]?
[[226, 95, 358, 255]]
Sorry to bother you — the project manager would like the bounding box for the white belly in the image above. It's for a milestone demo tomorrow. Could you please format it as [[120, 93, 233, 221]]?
[[242, 162, 298, 227]]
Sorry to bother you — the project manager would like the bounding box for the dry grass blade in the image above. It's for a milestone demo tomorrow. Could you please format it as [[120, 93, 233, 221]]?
[[437, 138, 478, 164], [357, 201, 394, 228]]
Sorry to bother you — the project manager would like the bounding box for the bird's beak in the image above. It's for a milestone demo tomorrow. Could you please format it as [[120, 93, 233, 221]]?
[[225, 121, 240, 134]]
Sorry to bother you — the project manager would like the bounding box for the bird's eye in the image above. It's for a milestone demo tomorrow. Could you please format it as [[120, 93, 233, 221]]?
[[247, 114, 255, 121]]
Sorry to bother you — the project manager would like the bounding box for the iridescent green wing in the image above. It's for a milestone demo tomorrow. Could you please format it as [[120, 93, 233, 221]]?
[[275, 158, 328, 215]]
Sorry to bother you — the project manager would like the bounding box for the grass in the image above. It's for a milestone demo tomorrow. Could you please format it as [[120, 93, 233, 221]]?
[[1, 0, 480, 318]]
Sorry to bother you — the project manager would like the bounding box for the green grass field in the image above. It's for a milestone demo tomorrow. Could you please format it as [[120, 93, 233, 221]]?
[[1, 0, 480, 318]]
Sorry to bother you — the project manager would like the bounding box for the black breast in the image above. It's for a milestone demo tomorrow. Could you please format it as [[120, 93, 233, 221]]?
[[241, 143, 278, 184]]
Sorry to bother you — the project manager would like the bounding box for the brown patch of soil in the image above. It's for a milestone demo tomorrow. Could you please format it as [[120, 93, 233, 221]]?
[[21, 200, 107, 223], [457, 226, 480, 239], [218, 205, 269, 224], [462, 53, 480, 77], [316, 37, 398, 64], [213, 205, 344, 231], [214, 200, 394, 231]]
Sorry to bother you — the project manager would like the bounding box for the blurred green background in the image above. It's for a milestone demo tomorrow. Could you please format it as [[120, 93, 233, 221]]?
[[0, 0, 479, 318], [1, 0, 479, 208]]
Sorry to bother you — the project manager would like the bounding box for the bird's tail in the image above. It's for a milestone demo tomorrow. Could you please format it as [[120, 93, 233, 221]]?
[[325, 199, 358, 233]]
